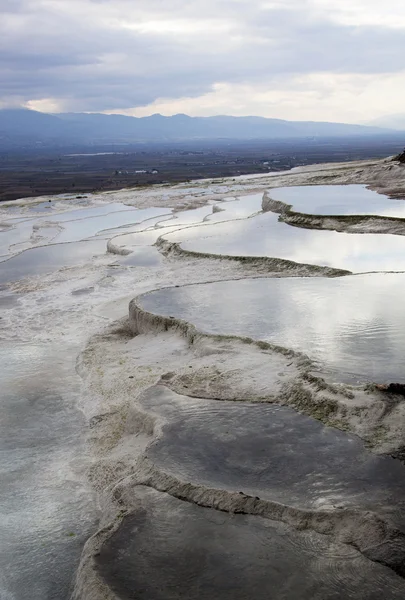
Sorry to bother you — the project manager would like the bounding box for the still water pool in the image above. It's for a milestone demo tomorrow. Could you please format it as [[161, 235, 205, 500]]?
[[270, 185, 405, 217], [140, 273, 405, 383], [164, 211, 405, 273]]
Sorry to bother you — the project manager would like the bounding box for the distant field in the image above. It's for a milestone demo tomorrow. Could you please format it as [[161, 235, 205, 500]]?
[[0, 135, 403, 201]]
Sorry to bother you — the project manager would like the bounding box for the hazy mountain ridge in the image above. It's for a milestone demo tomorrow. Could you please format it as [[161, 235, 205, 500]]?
[[368, 114, 405, 131], [0, 108, 398, 147]]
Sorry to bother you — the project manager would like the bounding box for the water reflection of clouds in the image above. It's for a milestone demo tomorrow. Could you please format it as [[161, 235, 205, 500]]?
[[208, 193, 263, 222], [166, 211, 405, 272], [111, 206, 212, 248], [112, 194, 263, 250], [0, 239, 107, 285], [0, 204, 171, 256], [270, 185, 405, 218], [142, 274, 405, 383], [54, 206, 169, 243]]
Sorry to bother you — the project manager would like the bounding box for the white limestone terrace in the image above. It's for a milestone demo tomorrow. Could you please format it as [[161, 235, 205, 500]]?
[[157, 209, 405, 273], [0, 155, 405, 600]]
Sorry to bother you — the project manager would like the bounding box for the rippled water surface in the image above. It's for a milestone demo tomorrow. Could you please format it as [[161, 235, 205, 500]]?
[[164, 211, 405, 272], [270, 185, 405, 217], [97, 487, 405, 600], [0, 343, 95, 600], [3, 181, 405, 599], [142, 386, 405, 524], [0, 195, 182, 598], [141, 273, 405, 382]]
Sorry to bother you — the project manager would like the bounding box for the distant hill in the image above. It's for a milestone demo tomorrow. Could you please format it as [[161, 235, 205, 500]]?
[[368, 114, 405, 131], [0, 108, 398, 148], [0, 109, 82, 137]]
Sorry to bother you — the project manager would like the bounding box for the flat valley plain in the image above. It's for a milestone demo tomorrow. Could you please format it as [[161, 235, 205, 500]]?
[[1, 134, 404, 201]]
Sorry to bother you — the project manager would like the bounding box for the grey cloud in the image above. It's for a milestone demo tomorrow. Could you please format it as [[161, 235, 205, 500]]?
[[0, 0, 404, 111], [0, 0, 26, 12]]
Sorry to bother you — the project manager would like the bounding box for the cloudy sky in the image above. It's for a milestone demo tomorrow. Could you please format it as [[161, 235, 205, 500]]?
[[1, 0, 405, 122]]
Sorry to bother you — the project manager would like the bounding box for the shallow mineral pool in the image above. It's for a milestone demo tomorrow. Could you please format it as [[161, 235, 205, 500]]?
[[141, 386, 405, 524], [109, 194, 264, 252], [0, 204, 171, 256], [0, 239, 107, 285], [208, 193, 264, 222], [140, 273, 405, 383], [96, 486, 405, 600], [270, 185, 405, 217], [51, 206, 170, 243], [119, 246, 163, 267], [163, 211, 405, 273], [109, 205, 214, 250]]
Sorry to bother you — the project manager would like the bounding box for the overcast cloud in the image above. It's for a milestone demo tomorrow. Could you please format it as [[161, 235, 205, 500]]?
[[1, 0, 405, 121]]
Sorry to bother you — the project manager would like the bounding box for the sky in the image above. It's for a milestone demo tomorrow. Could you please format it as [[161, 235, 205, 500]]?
[[1, 0, 405, 123]]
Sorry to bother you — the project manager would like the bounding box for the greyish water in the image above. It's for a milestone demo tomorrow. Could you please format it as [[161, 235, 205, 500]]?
[[0, 239, 107, 285], [110, 193, 263, 252], [270, 184, 405, 216], [141, 385, 405, 524], [163, 210, 405, 272], [0, 342, 96, 599], [140, 273, 405, 383], [1, 203, 170, 257], [2, 184, 405, 599], [97, 487, 405, 600], [0, 201, 177, 599]]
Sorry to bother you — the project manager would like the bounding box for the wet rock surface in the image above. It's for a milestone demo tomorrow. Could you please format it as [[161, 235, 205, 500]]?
[[395, 150, 405, 164]]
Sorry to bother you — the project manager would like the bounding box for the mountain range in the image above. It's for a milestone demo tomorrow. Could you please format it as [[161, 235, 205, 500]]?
[[0, 108, 400, 147]]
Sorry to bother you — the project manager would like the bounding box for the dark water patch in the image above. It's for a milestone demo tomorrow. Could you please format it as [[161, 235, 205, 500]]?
[[28, 201, 57, 214], [271, 185, 405, 217], [96, 486, 405, 600], [140, 274, 405, 383], [71, 286, 95, 296], [141, 386, 405, 528]]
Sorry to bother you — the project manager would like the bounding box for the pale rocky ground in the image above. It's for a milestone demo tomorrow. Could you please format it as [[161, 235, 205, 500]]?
[[2, 155, 405, 599]]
